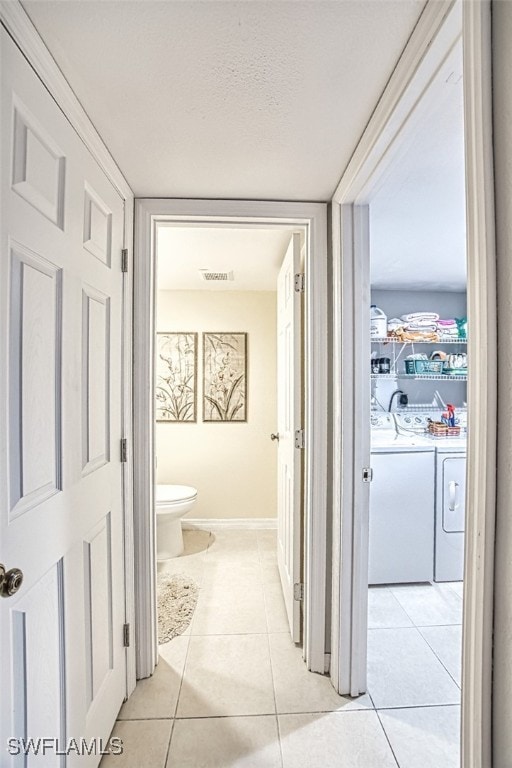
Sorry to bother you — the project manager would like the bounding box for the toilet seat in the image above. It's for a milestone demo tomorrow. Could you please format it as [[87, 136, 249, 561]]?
[[156, 484, 197, 506]]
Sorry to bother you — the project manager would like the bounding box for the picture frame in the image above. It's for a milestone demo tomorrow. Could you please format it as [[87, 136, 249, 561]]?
[[155, 332, 198, 422], [202, 333, 247, 422]]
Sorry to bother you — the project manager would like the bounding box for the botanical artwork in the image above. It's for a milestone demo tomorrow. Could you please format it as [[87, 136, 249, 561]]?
[[156, 333, 197, 422], [203, 333, 247, 422]]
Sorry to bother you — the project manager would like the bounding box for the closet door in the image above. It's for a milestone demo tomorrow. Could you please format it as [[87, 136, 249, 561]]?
[[0, 28, 126, 766]]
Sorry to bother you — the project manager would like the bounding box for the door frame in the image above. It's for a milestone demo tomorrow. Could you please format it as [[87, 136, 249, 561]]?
[[330, 1, 496, 765], [133, 199, 329, 678], [0, 1, 137, 700]]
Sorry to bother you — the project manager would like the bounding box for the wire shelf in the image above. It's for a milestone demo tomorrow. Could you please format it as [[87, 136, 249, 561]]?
[[371, 337, 467, 344], [398, 373, 467, 382], [371, 373, 467, 381]]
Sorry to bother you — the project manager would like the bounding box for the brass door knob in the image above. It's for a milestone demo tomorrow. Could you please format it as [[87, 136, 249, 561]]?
[[0, 564, 24, 597], [270, 433, 280, 442]]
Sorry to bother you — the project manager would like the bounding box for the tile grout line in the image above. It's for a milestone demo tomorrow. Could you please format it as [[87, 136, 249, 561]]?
[[160, 531, 212, 763], [416, 627, 462, 690], [374, 707, 401, 768], [376, 702, 461, 712], [384, 588, 422, 627], [262, 547, 285, 768]]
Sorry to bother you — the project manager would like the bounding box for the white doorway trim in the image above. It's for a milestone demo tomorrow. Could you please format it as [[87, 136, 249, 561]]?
[[133, 199, 329, 678], [330, 1, 496, 766]]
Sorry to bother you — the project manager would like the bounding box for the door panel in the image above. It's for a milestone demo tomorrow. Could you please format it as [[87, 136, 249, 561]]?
[[276, 233, 302, 642], [82, 286, 111, 474], [11, 562, 66, 758], [1, 28, 126, 767], [9, 242, 62, 515], [11, 99, 66, 228]]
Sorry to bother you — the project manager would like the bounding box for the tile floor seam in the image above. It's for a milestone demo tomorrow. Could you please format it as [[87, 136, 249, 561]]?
[[171, 613, 194, 727], [263, 596, 285, 768], [162, 717, 176, 768], [415, 622, 462, 628], [376, 702, 461, 711], [374, 707, 401, 768], [265, 626, 279, 718], [416, 628, 462, 690], [385, 588, 421, 627], [174, 712, 282, 721]]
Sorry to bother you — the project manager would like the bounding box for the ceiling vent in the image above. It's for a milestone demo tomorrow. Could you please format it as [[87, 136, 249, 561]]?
[[199, 269, 234, 282]]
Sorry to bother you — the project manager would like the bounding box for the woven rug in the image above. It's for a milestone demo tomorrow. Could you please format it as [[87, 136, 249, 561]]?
[[157, 572, 199, 644]]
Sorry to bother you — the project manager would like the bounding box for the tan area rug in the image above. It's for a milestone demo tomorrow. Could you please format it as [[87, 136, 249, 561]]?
[[157, 572, 199, 644]]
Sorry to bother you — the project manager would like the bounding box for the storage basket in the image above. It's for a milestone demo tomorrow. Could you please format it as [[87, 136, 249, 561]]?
[[428, 422, 461, 437], [404, 359, 444, 375]]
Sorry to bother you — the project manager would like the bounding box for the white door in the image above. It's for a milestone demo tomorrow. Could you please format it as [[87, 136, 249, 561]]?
[[276, 233, 302, 642], [0, 29, 126, 766]]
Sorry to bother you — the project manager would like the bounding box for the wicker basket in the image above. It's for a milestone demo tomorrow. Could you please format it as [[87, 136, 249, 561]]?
[[404, 359, 444, 375], [428, 422, 461, 437]]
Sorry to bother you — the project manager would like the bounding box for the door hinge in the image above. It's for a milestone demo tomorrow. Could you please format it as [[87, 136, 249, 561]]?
[[123, 623, 130, 647], [295, 429, 305, 449], [120, 438, 128, 463], [294, 273, 305, 293], [121, 248, 128, 273], [294, 583, 304, 601], [362, 467, 373, 483]]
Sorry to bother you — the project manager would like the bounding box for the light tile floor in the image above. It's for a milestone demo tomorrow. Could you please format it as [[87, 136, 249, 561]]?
[[101, 530, 463, 768]]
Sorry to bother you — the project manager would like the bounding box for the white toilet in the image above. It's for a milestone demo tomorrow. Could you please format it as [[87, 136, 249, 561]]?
[[156, 484, 198, 560]]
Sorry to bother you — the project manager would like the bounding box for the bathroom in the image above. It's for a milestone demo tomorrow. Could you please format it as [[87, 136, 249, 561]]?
[[154, 225, 284, 633]]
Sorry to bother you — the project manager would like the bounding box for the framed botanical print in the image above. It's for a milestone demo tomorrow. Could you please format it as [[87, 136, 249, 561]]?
[[156, 332, 198, 422], [203, 333, 247, 422]]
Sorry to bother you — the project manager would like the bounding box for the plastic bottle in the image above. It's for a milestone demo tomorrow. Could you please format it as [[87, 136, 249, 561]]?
[[370, 305, 387, 338]]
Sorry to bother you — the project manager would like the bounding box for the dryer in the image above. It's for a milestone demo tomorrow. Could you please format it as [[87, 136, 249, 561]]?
[[434, 439, 467, 582]]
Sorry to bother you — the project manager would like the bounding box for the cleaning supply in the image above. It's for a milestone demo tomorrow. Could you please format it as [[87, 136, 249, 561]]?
[[370, 305, 387, 338]]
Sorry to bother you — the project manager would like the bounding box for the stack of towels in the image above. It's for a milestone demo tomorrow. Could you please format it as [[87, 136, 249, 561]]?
[[387, 313, 464, 342], [388, 312, 439, 342], [437, 318, 459, 340]]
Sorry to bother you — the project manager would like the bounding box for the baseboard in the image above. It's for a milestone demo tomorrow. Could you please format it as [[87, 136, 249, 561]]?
[[182, 518, 277, 531]]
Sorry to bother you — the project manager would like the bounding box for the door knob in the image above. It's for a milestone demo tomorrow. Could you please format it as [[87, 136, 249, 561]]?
[[0, 563, 24, 598], [270, 433, 280, 442]]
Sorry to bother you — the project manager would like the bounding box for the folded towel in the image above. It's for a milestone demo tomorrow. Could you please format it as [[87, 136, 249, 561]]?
[[401, 312, 440, 322], [437, 319, 457, 327], [396, 329, 439, 343], [404, 322, 438, 332]]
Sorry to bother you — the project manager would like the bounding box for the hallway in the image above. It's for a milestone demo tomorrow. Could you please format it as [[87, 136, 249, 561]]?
[[100, 530, 461, 767]]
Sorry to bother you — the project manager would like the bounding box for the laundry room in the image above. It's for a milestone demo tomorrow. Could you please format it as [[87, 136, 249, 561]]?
[[363, 33, 467, 738]]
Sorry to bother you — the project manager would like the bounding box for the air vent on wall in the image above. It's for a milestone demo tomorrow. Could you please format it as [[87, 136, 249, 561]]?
[[199, 269, 234, 282]]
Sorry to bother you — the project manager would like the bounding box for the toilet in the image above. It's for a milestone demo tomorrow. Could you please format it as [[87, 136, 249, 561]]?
[[156, 484, 198, 560]]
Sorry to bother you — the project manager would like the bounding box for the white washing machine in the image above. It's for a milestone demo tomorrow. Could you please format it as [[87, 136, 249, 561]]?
[[369, 414, 435, 584]]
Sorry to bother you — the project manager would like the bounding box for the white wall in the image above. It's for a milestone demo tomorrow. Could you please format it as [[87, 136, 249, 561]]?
[[156, 290, 277, 520], [492, 2, 512, 763], [371, 288, 467, 320]]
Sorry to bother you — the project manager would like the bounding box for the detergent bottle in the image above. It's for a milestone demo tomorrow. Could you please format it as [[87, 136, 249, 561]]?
[[370, 305, 387, 338]]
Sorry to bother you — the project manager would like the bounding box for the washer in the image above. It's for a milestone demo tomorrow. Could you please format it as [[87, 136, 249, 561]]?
[[369, 414, 435, 584]]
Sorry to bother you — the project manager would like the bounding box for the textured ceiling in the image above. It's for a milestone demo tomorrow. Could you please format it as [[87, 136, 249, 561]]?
[[370, 39, 466, 291], [21, 0, 425, 200], [157, 226, 292, 291]]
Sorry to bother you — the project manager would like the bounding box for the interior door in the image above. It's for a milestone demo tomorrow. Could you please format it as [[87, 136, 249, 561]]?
[[0, 29, 126, 766], [276, 232, 302, 642]]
